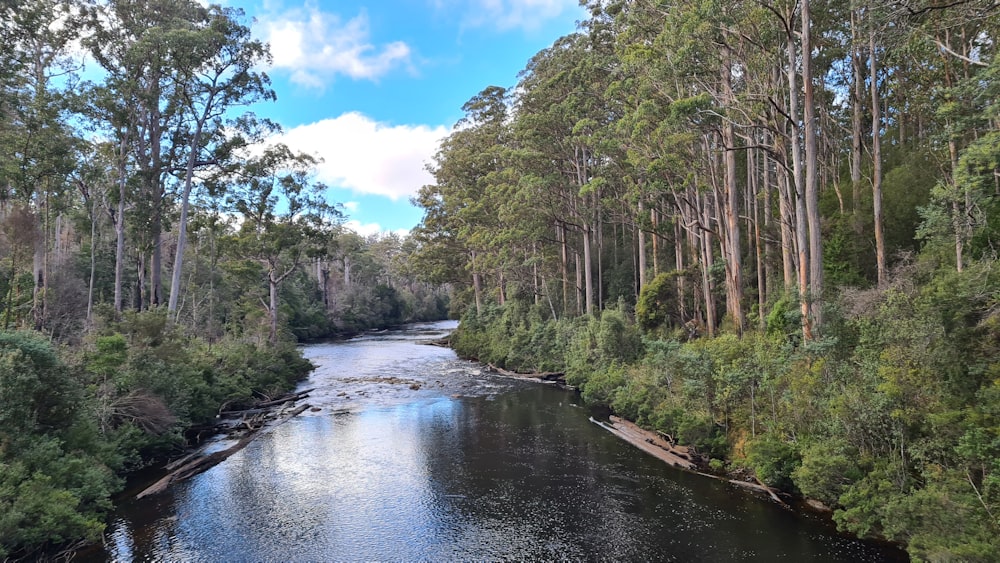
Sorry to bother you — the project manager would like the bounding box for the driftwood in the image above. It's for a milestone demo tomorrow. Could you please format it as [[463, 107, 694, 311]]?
[[218, 388, 314, 415], [487, 363, 566, 383], [594, 416, 790, 507], [693, 471, 790, 507], [163, 450, 201, 472], [137, 401, 312, 499], [255, 388, 314, 409], [593, 416, 697, 470], [138, 434, 257, 498]]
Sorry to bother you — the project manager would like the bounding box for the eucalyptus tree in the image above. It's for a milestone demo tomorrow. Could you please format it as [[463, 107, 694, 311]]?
[[514, 31, 618, 316], [413, 86, 511, 314], [85, 0, 208, 309], [801, 0, 823, 332], [609, 0, 707, 330], [614, 0, 752, 334], [222, 144, 336, 344], [913, 3, 1000, 270], [0, 0, 84, 329], [166, 5, 275, 317]]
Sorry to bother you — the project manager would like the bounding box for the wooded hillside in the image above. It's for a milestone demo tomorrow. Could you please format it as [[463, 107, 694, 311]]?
[[0, 1, 448, 558], [417, 1, 1000, 560]]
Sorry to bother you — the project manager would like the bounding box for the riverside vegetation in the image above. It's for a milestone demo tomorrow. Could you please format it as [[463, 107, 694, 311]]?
[[415, 1, 1000, 561], [4, 0, 1000, 560], [0, 1, 447, 559]]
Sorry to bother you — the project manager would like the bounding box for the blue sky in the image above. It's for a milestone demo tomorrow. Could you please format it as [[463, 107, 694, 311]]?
[[225, 0, 586, 236]]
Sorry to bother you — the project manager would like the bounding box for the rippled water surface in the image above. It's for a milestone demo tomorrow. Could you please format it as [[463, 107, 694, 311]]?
[[91, 321, 905, 561]]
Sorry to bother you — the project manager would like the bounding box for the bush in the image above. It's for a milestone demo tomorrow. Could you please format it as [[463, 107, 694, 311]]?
[[792, 439, 863, 506], [636, 271, 682, 333], [0, 333, 119, 559], [744, 434, 801, 491]]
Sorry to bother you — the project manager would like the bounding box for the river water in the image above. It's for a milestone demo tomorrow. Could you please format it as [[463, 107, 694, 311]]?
[[91, 321, 905, 561]]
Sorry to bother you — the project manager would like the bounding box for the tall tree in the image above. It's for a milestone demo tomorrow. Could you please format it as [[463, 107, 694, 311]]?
[[801, 0, 823, 333], [166, 5, 274, 316], [86, 0, 206, 309]]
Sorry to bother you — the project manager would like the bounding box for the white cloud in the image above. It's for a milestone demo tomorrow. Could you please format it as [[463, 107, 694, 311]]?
[[437, 0, 578, 32], [343, 220, 411, 239], [341, 201, 360, 213], [343, 219, 383, 237], [277, 112, 448, 201], [258, 5, 413, 88]]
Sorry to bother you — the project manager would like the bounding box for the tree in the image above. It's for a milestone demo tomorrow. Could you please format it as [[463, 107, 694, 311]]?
[[166, 5, 274, 316], [413, 85, 511, 314], [85, 0, 208, 310], [223, 144, 336, 343], [0, 0, 83, 329]]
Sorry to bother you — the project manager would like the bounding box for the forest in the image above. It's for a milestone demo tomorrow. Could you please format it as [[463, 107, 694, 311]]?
[[0, 0, 447, 558], [414, 0, 1000, 560]]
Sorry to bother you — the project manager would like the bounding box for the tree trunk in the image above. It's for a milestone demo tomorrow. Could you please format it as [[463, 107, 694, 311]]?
[[752, 149, 766, 328], [803, 0, 823, 334], [168, 118, 206, 315], [776, 142, 797, 293], [583, 221, 593, 315], [786, 6, 813, 341], [651, 207, 660, 276], [763, 136, 776, 300], [114, 137, 128, 314], [88, 194, 98, 325], [638, 199, 648, 288], [597, 193, 604, 311], [851, 8, 865, 216], [700, 192, 717, 337], [675, 218, 686, 323], [268, 271, 279, 344], [719, 43, 746, 335], [574, 249, 583, 316], [870, 27, 886, 287], [559, 222, 569, 315], [471, 250, 483, 315]]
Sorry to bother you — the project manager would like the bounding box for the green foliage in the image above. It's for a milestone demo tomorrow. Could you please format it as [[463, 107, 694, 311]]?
[[744, 435, 801, 491], [0, 331, 79, 436], [566, 306, 644, 389], [792, 439, 863, 506], [635, 271, 681, 332], [451, 300, 573, 374], [0, 314, 317, 558], [821, 215, 869, 287], [0, 333, 119, 559], [450, 255, 1000, 559]]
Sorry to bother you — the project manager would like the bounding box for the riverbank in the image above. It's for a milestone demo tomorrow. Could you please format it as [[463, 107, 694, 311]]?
[[82, 325, 908, 561]]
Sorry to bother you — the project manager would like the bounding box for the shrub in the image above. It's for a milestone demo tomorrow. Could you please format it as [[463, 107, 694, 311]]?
[[745, 434, 801, 491]]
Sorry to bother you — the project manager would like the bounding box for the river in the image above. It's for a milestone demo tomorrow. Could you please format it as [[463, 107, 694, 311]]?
[[90, 321, 905, 561]]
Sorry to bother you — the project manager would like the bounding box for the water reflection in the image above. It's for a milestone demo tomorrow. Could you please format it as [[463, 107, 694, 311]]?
[[93, 322, 905, 561]]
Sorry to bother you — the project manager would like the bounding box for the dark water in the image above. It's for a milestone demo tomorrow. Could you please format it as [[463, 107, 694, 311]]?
[[91, 321, 906, 561]]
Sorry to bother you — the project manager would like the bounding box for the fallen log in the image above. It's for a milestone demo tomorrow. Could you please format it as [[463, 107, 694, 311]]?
[[218, 388, 314, 415], [163, 450, 202, 472], [137, 402, 312, 499], [594, 416, 790, 507], [256, 388, 314, 409], [592, 416, 697, 470], [487, 363, 566, 383], [138, 435, 255, 498], [694, 472, 791, 507]]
